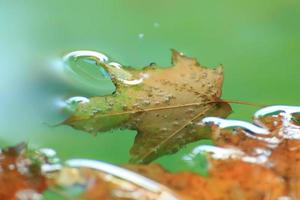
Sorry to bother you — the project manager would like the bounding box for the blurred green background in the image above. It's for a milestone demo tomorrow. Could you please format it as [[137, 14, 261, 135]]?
[[0, 0, 299, 173]]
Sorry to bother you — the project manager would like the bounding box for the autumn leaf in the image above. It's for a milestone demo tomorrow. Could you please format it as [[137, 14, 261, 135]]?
[[64, 50, 232, 163], [125, 106, 300, 200], [0, 143, 47, 200]]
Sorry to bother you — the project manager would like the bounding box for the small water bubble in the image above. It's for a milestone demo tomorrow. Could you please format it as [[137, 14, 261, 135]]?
[[66, 96, 90, 104], [109, 62, 122, 69], [153, 22, 160, 28], [39, 148, 57, 157], [61, 96, 89, 113], [164, 96, 171, 103], [15, 189, 42, 200], [172, 121, 179, 126], [8, 164, 15, 170], [201, 72, 207, 79], [160, 127, 168, 132], [122, 104, 128, 111], [92, 108, 101, 114], [201, 117, 269, 135], [138, 33, 144, 39], [63, 50, 109, 63], [38, 148, 60, 166], [143, 100, 151, 106]]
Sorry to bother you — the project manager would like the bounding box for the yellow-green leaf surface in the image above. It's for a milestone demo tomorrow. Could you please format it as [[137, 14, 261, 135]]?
[[64, 50, 232, 163]]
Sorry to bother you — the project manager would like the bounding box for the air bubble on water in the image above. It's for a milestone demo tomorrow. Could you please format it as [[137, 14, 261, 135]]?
[[66, 96, 89, 104], [56, 96, 89, 113], [38, 148, 61, 168], [63, 50, 109, 63], [122, 105, 128, 111], [153, 22, 160, 28], [15, 189, 42, 200], [109, 62, 122, 69], [39, 148, 57, 157], [201, 117, 269, 135], [183, 145, 244, 161], [143, 100, 150, 106], [120, 78, 144, 85], [138, 33, 144, 39], [8, 164, 15, 170], [254, 105, 300, 128], [172, 121, 179, 126], [160, 127, 168, 132]]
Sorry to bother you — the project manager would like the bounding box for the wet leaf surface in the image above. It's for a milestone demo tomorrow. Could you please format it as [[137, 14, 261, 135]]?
[[0, 143, 47, 200], [64, 50, 231, 163]]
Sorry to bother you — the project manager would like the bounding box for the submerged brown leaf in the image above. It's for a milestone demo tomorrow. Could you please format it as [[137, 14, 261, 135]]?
[[0, 143, 47, 200], [126, 109, 300, 200], [64, 50, 231, 163]]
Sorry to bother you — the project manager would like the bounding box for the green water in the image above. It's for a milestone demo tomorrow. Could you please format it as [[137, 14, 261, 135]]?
[[0, 0, 299, 174]]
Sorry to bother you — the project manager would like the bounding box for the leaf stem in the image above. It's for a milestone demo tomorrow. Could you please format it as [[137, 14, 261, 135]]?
[[220, 99, 267, 107]]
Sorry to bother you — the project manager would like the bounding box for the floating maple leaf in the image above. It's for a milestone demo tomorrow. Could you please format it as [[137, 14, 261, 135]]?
[[0, 143, 47, 200], [63, 50, 232, 163]]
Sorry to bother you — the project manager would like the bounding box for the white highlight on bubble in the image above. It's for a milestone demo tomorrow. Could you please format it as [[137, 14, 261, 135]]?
[[138, 33, 144, 39], [65, 96, 90, 104], [183, 145, 244, 160], [201, 117, 269, 135], [65, 159, 179, 200], [108, 62, 122, 69], [63, 50, 109, 63]]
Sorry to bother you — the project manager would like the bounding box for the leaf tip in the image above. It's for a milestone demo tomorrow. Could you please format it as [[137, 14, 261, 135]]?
[[171, 49, 184, 65]]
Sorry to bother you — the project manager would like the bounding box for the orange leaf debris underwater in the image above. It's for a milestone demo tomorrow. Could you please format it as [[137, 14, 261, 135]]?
[[1, 105, 300, 199]]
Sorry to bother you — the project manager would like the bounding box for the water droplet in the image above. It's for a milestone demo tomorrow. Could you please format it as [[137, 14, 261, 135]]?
[[59, 96, 89, 113], [172, 121, 179, 126], [92, 108, 101, 114], [39, 148, 57, 157], [109, 62, 122, 69], [138, 33, 144, 39], [15, 189, 42, 200], [143, 100, 151, 106], [201, 117, 269, 135], [8, 164, 15, 170], [153, 22, 160, 28], [122, 104, 128, 111], [160, 127, 168, 132], [164, 96, 171, 103], [63, 50, 109, 63], [186, 145, 244, 160]]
